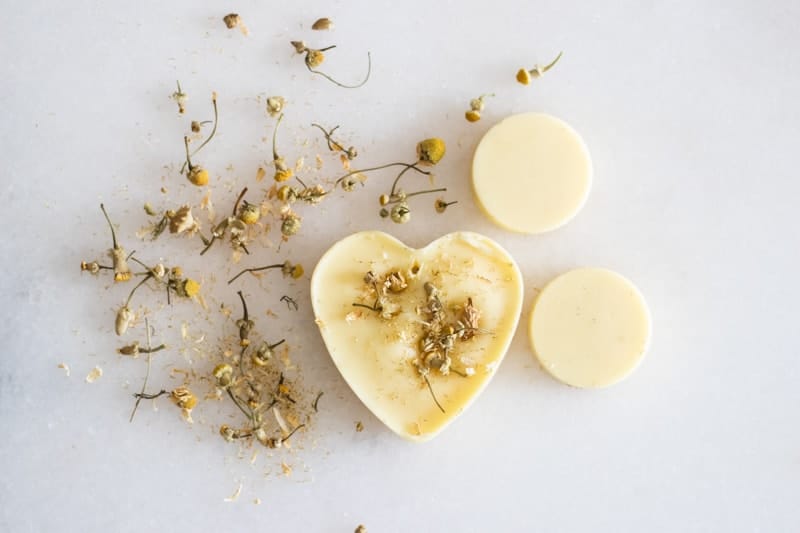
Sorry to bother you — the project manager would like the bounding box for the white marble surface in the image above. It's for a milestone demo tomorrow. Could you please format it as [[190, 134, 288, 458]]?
[[2, 1, 799, 531]]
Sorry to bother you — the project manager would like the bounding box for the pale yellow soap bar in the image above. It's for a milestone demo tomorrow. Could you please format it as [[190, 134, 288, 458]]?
[[529, 268, 651, 388], [472, 112, 592, 234], [311, 231, 523, 442]]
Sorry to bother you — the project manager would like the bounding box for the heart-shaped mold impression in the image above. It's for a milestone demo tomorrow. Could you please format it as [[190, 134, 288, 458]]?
[[311, 231, 523, 441]]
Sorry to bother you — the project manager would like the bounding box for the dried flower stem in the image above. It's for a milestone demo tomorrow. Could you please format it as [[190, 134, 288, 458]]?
[[125, 272, 153, 307], [232, 187, 248, 216], [307, 49, 371, 89], [312, 391, 324, 412], [333, 162, 431, 190], [228, 263, 284, 284], [280, 295, 298, 310], [272, 113, 284, 161], [130, 318, 160, 422], [100, 203, 119, 250], [180, 93, 218, 174], [424, 375, 445, 413]]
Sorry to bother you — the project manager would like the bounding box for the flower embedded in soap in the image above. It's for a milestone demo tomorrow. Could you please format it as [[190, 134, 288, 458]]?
[[516, 51, 563, 85], [289, 40, 371, 89]]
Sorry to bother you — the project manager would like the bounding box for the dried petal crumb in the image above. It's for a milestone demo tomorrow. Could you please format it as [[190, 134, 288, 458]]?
[[58, 363, 71, 377], [355, 421, 364, 432], [224, 482, 243, 502], [85, 366, 103, 383], [281, 462, 292, 476]]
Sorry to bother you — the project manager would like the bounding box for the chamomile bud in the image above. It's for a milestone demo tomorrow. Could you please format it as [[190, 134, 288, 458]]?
[[219, 425, 236, 442], [213, 363, 234, 388], [379, 194, 390, 206], [266, 96, 286, 117], [379, 208, 389, 218], [390, 203, 411, 224], [252, 340, 282, 366], [465, 110, 481, 122], [187, 166, 209, 186], [171, 387, 197, 410], [305, 49, 325, 68], [281, 214, 301, 236], [238, 202, 261, 225], [416, 138, 446, 166], [435, 198, 457, 214], [277, 185, 297, 202], [81, 261, 101, 275], [181, 278, 200, 298], [291, 40, 308, 54]]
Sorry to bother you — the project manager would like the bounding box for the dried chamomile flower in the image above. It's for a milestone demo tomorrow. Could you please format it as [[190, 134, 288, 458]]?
[[330, 141, 446, 222], [390, 203, 410, 224], [516, 51, 563, 85], [311, 17, 334, 30], [171, 387, 198, 410], [178, 278, 201, 298], [281, 213, 301, 237], [237, 201, 260, 225], [282, 260, 304, 279], [271, 114, 294, 182], [340, 173, 364, 191], [290, 41, 371, 89], [181, 92, 218, 186], [171, 81, 187, 114], [416, 138, 446, 166], [80, 261, 102, 275], [252, 339, 284, 366], [235, 291, 254, 347], [435, 198, 458, 214], [465, 93, 494, 122], [385, 271, 407, 293], [213, 363, 234, 388], [266, 96, 286, 117], [277, 185, 298, 203], [168, 205, 198, 234]]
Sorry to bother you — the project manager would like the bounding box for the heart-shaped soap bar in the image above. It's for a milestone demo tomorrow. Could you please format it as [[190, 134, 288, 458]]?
[[311, 231, 523, 441]]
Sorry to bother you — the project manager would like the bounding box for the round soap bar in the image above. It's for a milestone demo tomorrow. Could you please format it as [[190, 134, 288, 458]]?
[[529, 268, 651, 388], [472, 112, 592, 234]]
